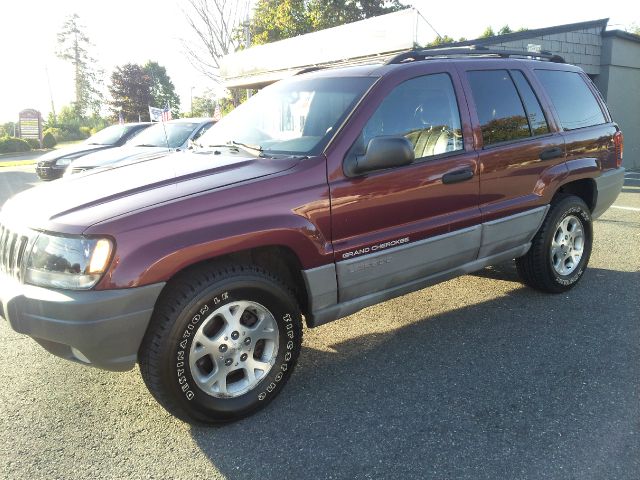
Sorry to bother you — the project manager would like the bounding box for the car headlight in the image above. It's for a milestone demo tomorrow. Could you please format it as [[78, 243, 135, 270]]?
[[25, 232, 113, 290], [55, 157, 74, 166]]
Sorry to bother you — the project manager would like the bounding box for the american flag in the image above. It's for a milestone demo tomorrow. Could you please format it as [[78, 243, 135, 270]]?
[[161, 104, 172, 122], [149, 105, 172, 122]]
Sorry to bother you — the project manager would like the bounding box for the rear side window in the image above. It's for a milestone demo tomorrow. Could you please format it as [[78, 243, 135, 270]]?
[[535, 70, 606, 130], [361, 73, 464, 160], [467, 70, 530, 146]]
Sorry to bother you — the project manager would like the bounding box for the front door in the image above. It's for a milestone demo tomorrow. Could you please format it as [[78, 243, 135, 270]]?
[[326, 65, 481, 302]]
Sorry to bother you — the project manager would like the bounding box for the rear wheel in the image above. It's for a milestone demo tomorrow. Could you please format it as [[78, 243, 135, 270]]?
[[139, 264, 303, 424], [516, 195, 593, 293]]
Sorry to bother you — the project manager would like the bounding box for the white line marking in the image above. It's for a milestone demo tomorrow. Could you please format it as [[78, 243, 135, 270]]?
[[611, 205, 640, 212]]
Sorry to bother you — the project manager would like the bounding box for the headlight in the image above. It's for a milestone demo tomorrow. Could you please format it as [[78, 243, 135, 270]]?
[[56, 157, 74, 166], [25, 232, 113, 290]]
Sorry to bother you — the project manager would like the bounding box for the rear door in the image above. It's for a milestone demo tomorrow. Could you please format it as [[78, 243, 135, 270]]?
[[458, 62, 566, 257], [326, 64, 481, 302]]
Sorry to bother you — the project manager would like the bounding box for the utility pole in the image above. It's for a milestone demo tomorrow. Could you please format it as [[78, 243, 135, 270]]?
[[244, 16, 252, 99], [45, 65, 56, 121]]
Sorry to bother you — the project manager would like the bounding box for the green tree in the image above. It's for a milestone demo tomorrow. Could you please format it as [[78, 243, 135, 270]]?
[[426, 35, 455, 47], [56, 14, 103, 117], [250, 0, 407, 45], [0, 122, 16, 138], [143, 61, 180, 117], [498, 25, 513, 35], [191, 90, 217, 117], [251, 0, 310, 44], [479, 26, 495, 38], [108, 64, 154, 122]]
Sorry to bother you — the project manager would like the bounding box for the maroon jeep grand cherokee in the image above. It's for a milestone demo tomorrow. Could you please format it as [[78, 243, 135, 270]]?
[[0, 49, 625, 423]]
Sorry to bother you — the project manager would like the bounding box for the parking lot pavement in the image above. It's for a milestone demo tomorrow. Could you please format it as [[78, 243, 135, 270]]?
[[0, 169, 638, 479], [0, 164, 39, 205]]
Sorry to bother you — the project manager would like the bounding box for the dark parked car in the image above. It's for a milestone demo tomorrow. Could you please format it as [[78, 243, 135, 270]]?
[[0, 48, 625, 424], [64, 118, 214, 176], [35, 123, 151, 180]]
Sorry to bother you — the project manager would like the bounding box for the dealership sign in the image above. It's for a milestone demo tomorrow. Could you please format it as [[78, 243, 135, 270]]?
[[18, 109, 43, 147]]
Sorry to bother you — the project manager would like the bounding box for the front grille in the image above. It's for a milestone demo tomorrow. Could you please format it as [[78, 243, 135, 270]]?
[[0, 223, 30, 281]]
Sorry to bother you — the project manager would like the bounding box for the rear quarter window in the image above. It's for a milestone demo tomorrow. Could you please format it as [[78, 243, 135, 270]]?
[[535, 70, 606, 130]]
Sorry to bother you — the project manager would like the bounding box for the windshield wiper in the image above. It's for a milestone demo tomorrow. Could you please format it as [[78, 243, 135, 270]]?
[[135, 144, 162, 147], [205, 141, 264, 157], [230, 140, 263, 156]]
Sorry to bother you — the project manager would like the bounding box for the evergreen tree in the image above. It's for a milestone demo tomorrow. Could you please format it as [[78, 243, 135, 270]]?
[[56, 14, 103, 118]]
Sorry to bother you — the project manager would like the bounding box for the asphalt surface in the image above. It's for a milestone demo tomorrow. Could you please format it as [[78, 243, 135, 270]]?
[[0, 166, 638, 480]]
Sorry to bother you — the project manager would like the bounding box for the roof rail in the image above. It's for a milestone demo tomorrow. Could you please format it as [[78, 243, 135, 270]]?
[[385, 46, 565, 65]]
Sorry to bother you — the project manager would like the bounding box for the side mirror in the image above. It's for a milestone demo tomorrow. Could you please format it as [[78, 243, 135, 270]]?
[[345, 136, 414, 176]]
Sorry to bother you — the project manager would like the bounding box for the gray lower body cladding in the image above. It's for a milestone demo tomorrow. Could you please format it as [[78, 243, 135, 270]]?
[[304, 206, 549, 327], [592, 167, 625, 219], [0, 277, 165, 371]]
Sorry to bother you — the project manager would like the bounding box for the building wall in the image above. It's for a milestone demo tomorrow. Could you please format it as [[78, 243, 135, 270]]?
[[597, 36, 640, 169], [463, 26, 604, 75]]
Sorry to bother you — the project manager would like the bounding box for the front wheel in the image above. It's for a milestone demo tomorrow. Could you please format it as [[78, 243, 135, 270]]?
[[139, 265, 303, 424], [516, 195, 593, 293]]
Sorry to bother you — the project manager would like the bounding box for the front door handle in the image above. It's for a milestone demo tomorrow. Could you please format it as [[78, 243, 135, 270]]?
[[442, 169, 474, 184], [539, 147, 564, 161]]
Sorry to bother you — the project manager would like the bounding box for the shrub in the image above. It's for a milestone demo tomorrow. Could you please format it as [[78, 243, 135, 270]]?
[[44, 127, 61, 142], [26, 138, 41, 149], [79, 126, 92, 138], [43, 131, 57, 149], [0, 137, 31, 154]]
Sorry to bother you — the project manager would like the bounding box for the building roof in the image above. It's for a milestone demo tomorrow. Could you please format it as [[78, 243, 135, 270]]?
[[425, 18, 610, 49], [602, 29, 640, 44]]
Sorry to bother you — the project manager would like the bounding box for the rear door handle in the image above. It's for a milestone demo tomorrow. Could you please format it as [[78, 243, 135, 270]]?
[[442, 169, 474, 184], [539, 147, 564, 161]]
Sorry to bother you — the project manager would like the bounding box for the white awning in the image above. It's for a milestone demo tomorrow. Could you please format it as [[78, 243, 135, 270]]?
[[220, 8, 432, 89]]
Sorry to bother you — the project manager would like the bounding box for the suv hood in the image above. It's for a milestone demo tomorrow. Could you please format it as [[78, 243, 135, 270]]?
[[2, 150, 299, 233], [70, 146, 171, 169], [37, 143, 112, 163]]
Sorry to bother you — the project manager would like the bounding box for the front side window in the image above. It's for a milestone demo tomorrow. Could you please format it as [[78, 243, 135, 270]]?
[[535, 70, 606, 130], [468, 70, 531, 146], [361, 73, 463, 159], [198, 76, 375, 156]]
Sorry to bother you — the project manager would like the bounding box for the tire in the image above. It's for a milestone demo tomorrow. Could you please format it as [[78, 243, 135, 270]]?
[[516, 195, 593, 293], [138, 264, 303, 424]]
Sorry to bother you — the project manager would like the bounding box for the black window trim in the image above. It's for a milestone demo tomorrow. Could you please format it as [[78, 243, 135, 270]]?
[[509, 69, 551, 138]]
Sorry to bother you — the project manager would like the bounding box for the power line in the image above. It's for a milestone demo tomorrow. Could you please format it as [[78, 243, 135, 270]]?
[[416, 9, 443, 39]]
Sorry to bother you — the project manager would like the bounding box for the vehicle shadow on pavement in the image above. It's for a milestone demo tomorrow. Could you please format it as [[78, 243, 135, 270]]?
[[189, 267, 640, 480]]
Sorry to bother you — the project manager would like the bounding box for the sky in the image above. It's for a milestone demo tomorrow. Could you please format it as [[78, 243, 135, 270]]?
[[0, 0, 638, 124]]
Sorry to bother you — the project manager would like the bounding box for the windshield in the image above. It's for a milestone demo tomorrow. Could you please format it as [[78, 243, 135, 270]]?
[[87, 125, 133, 145], [127, 123, 200, 148], [198, 76, 375, 155]]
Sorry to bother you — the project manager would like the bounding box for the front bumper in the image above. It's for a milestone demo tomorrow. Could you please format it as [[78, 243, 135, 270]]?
[[592, 167, 625, 219], [0, 274, 165, 371]]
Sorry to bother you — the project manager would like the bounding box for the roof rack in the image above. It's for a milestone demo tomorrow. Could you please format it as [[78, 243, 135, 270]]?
[[385, 45, 565, 65]]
